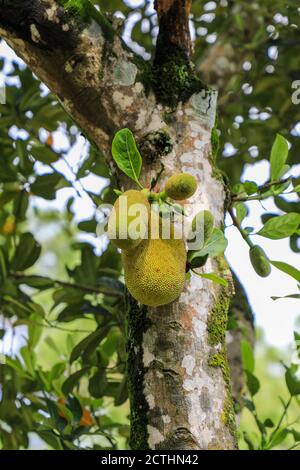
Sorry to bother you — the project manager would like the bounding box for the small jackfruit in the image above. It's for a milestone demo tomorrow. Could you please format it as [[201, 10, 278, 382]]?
[[107, 190, 150, 251], [249, 245, 271, 278], [165, 173, 197, 200], [188, 210, 214, 249], [122, 217, 187, 307]]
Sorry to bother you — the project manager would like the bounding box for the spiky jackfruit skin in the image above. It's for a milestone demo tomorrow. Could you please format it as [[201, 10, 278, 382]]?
[[188, 210, 214, 249], [165, 173, 197, 200], [122, 227, 187, 307], [249, 245, 271, 278], [108, 190, 150, 251]]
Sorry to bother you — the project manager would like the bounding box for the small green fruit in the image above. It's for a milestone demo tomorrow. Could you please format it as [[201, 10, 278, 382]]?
[[188, 210, 214, 249], [165, 173, 197, 200], [107, 190, 150, 251], [249, 245, 271, 278]]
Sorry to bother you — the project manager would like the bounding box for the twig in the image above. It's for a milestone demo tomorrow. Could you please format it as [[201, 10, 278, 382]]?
[[10, 272, 123, 298], [228, 206, 253, 248], [232, 178, 290, 203], [269, 396, 292, 442]]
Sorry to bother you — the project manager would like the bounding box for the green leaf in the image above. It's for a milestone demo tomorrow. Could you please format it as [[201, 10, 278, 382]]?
[[15, 275, 54, 290], [188, 228, 228, 261], [62, 367, 90, 396], [88, 369, 108, 398], [30, 144, 60, 164], [243, 181, 258, 195], [31, 172, 71, 200], [270, 134, 289, 181], [78, 219, 97, 233], [292, 184, 300, 193], [114, 374, 128, 406], [263, 418, 274, 428], [235, 202, 248, 224], [28, 313, 43, 348], [257, 213, 300, 239], [113, 189, 123, 197], [70, 326, 110, 363], [20, 346, 36, 376], [111, 128, 142, 186], [195, 272, 228, 286], [271, 293, 300, 301], [0, 247, 8, 286], [49, 362, 66, 382], [266, 428, 289, 449], [285, 368, 300, 396], [11, 233, 41, 271], [270, 261, 300, 283], [66, 395, 83, 423], [290, 428, 300, 442], [5, 356, 25, 375], [189, 254, 208, 269], [241, 339, 255, 373], [45, 336, 61, 355], [73, 245, 99, 285], [13, 190, 29, 221], [37, 431, 63, 450], [245, 370, 260, 396]]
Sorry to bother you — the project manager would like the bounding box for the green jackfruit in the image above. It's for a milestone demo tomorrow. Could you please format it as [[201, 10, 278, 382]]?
[[122, 217, 187, 307], [249, 245, 271, 278], [188, 210, 214, 249], [165, 173, 197, 200], [108, 190, 150, 251]]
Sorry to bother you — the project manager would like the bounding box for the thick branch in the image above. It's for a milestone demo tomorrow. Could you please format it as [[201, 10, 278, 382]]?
[[0, 0, 155, 174], [154, 0, 192, 61]]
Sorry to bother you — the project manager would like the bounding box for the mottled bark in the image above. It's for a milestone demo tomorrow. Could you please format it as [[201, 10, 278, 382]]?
[[126, 90, 237, 449], [0, 0, 237, 449], [199, 42, 256, 405]]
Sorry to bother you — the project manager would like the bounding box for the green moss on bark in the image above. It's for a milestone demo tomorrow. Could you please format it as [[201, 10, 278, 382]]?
[[135, 46, 206, 108], [207, 262, 237, 442], [151, 56, 206, 108], [125, 293, 150, 450], [207, 290, 230, 347], [139, 129, 173, 163], [208, 351, 237, 440], [58, 0, 114, 40], [211, 126, 220, 159]]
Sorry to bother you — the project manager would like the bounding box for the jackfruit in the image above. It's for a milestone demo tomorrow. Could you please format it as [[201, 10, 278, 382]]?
[[188, 210, 214, 249], [165, 173, 197, 200], [107, 190, 150, 251], [249, 245, 271, 278], [122, 216, 187, 307]]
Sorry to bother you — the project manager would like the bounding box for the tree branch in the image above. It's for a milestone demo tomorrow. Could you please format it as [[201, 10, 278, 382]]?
[[154, 0, 192, 61], [0, 0, 154, 177]]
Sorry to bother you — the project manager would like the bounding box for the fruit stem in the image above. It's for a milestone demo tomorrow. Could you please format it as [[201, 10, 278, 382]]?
[[228, 206, 254, 248]]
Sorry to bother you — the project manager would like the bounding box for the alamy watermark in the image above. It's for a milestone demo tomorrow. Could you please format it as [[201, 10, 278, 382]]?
[[96, 197, 208, 251]]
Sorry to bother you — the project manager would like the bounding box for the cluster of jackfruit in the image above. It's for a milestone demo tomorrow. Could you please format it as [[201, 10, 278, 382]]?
[[107, 173, 201, 307]]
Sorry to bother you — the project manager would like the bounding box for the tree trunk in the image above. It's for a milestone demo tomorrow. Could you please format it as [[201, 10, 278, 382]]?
[[0, 0, 237, 449]]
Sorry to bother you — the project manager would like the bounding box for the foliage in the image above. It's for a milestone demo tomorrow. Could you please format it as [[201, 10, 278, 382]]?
[[240, 333, 300, 450], [0, 0, 299, 450]]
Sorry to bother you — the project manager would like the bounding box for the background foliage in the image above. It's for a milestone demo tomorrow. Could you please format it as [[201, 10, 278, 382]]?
[[0, 0, 299, 449]]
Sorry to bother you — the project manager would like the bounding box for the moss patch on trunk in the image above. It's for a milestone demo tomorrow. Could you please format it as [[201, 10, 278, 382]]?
[[207, 260, 237, 442], [125, 294, 150, 450]]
